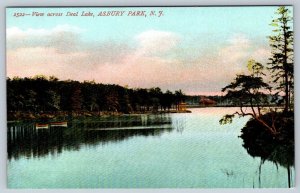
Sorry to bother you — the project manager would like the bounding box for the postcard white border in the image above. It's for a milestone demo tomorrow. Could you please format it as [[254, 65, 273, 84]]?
[[0, 1, 298, 193]]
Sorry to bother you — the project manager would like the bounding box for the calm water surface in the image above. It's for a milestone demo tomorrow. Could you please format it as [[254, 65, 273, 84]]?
[[7, 108, 294, 188]]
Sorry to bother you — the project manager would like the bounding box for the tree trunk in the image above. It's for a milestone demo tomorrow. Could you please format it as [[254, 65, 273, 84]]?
[[283, 19, 289, 112]]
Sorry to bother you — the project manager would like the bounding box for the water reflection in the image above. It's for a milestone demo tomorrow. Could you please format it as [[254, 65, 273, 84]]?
[[8, 114, 173, 160], [240, 120, 294, 188]]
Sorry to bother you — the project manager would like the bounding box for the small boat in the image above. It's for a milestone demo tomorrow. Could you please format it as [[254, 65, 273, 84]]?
[[50, 121, 68, 127], [36, 123, 49, 129]]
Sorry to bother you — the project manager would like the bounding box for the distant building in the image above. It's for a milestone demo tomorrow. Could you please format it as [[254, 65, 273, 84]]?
[[178, 102, 187, 111], [199, 96, 216, 106]]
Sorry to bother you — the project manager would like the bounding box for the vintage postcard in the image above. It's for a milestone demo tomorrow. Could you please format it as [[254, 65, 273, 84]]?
[[6, 6, 294, 188]]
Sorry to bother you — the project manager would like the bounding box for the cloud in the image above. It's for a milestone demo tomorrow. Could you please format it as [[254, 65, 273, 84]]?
[[250, 47, 271, 63], [6, 47, 89, 79], [227, 34, 250, 46], [7, 25, 84, 39], [7, 25, 132, 64], [217, 34, 251, 73], [7, 25, 84, 53], [6, 25, 135, 83], [135, 30, 180, 56], [6, 27, 271, 95], [161, 34, 271, 94]]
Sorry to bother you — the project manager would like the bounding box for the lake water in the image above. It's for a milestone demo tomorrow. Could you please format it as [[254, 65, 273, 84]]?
[[7, 108, 294, 188]]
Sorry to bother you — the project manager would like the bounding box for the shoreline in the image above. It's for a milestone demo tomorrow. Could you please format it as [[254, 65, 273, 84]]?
[[7, 109, 192, 122], [7, 105, 286, 122]]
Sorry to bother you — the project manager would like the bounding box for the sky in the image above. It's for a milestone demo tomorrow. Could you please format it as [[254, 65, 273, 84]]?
[[6, 6, 293, 95]]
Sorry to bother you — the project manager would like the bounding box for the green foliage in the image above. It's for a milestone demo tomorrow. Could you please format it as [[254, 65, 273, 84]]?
[[219, 114, 235, 125], [220, 6, 294, 136], [221, 74, 271, 107], [247, 59, 265, 76], [7, 76, 185, 114], [268, 6, 293, 112], [220, 64, 276, 134], [240, 111, 294, 167]]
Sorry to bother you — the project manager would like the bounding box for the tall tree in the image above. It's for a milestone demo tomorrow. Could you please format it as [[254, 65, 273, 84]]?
[[70, 85, 83, 112], [219, 60, 281, 135], [175, 90, 185, 110], [268, 6, 293, 112]]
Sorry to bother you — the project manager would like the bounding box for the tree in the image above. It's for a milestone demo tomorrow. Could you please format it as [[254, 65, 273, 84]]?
[[82, 82, 99, 111], [220, 60, 280, 135], [161, 90, 174, 111], [118, 87, 132, 113], [174, 90, 185, 110], [7, 75, 187, 117], [247, 59, 264, 77], [46, 90, 61, 111], [70, 86, 83, 112], [149, 87, 162, 112], [104, 87, 119, 112], [268, 6, 293, 112]]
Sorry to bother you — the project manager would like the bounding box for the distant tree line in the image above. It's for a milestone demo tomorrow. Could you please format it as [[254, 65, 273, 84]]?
[[185, 94, 278, 107], [7, 76, 186, 114]]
